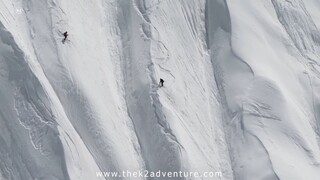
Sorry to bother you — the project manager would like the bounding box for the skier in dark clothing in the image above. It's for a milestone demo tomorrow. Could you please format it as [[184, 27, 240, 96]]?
[[62, 31, 68, 43], [159, 78, 164, 87]]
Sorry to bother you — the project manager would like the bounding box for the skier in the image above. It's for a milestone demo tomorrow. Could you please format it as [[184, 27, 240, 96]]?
[[62, 31, 68, 43], [159, 78, 164, 87]]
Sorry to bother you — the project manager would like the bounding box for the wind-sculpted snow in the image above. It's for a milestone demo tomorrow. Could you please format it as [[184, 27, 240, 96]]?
[[0, 21, 69, 180], [271, 0, 320, 58], [223, 0, 320, 179], [206, 1, 278, 179], [1, 0, 320, 179], [118, 0, 183, 176]]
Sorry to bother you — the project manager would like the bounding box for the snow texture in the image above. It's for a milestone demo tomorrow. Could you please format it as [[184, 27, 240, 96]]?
[[1, 0, 320, 179]]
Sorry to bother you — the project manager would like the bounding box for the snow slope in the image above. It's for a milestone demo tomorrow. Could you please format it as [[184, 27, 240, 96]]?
[[1, 0, 320, 179]]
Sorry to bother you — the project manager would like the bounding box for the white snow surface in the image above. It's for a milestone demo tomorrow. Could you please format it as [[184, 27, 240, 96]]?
[[1, 0, 320, 179]]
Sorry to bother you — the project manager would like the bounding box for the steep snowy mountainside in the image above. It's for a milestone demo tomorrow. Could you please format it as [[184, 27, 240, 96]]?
[[1, 0, 320, 180], [207, 0, 320, 179]]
